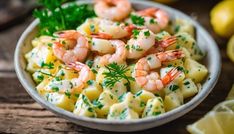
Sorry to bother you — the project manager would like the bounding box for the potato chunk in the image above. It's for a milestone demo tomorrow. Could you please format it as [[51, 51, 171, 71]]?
[[94, 90, 118, 118], [108, 102, 139, 120], [45, 92, 75, 111], [180, 78, 198, 99], [73, 94, 97, 118], [164, 91, 183, 111], [184, 58, 208, 83], [142, 97, 165, 118]]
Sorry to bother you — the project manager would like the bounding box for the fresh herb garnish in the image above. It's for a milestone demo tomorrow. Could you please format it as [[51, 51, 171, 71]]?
[[169, 84, 179, 91], [33, 0, 96, 35], [102, 63, 134, 89], [41, 61, 54, 69], [132, 29, 140, 39], [130, 14, 145, 26], [65, 90, 71, 98], [144, 30, 150, 37], [87, 80, 94, 86], [51, 86, 59, 92]]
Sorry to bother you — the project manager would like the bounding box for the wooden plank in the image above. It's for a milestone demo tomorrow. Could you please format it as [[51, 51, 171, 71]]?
[[0, 0, 233, 133]]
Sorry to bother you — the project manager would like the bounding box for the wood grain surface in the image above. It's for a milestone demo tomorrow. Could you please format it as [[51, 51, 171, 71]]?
[[0, 0, 233, 133]]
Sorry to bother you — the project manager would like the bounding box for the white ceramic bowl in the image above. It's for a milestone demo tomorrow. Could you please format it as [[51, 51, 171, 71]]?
[[14, 0, 221, 132]]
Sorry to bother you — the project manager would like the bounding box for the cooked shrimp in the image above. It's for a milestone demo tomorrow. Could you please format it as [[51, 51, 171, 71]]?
[[94, 40, 127, 67], [137, 8, 169, 33], [134, 50, 185, 92], [145, 35, 177, 55], [67, 62, 95, 93], [90, 38, 115, 54], [52, 30, 89, 64], [126, 29, 155, 59], [94, 0, 132, 21]]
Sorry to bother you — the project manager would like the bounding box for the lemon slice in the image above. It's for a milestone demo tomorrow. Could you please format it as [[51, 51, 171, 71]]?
[[187, 112, 225, 134], [187, 88, 234, 134], [213, 100, 234, 113], [227, 35, 234, 62], [226, 84, 234, 100], [187, 111, 234, 134]]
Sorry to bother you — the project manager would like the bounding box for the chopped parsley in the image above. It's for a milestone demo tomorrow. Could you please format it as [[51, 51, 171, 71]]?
[[91, 68, 98, 74], [153, 111, 161, 116], [51, 86, 59, 92], [37, 75, 44, 82], [90, 24, 95, 33], [169, 84, 179, 91], [130, 14, 145, 26], [132, 29, 140, 39], [135, 90, 143, 97], [93, 100, 104, 109], [86, 60, 94, 68], [65, 90, 71, 98], [41, 62, 54, 69], [47, 43, 53, 47], [144, 30, 150, 37], [150, 18, 156, 24], [87, 80, 94, 86]]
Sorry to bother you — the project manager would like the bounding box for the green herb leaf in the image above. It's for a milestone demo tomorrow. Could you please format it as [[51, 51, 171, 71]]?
[[102, 63, 134, 89], [33, 0, 96, 36], [130, 14, 145, 26]]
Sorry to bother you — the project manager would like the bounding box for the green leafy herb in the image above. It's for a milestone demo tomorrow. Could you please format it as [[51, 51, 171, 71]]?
[[41, 62, 54, 69], [93, 100, 104, 109], [135, 90, 143, 97], [51, 86, 59, 92], [102, 63, 134, 89], [132, 29, 140, 39], [130, 14, 145, 26], [37, 75, 44, 82], [144, 30, 150, 37], [87, 80, 94, 86], [184, 81, 190, 85], [65, 90, 71, 98], [86, 60, 94, 68], [33, 0, 96, 35], [169, 84, 179, 91]]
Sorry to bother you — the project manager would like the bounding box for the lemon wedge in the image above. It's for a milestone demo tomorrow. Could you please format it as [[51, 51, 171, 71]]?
[[210, 0, 234, 37], [227, 35, 234, 62], [226, 84, 234, 100], [187, 86, 234, 134]]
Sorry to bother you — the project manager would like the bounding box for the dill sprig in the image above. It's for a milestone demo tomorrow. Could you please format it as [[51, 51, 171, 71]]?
[[102, 63, 135, 89]]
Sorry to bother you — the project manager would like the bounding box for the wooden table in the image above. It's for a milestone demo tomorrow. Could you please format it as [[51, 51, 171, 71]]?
[[0, 0, 233, 133]]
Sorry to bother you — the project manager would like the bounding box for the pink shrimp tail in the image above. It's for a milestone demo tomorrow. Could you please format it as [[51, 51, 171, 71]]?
[[54, 30, 80, 40], [137, 7, 159, 17], [155, 36, 177, 48], [156, 50, 185, 62], [66, 61, 85, 71], [91, 33, 113, 39], [161, 67, 181, 85]]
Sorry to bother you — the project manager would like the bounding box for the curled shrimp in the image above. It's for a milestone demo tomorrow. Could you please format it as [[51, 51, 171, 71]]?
[[145, 35, 177, 55], [126, 29, 155, 59], [52, 30, 89, 64], [94, 0, 132, 21], [134, 50, 185, 92], [67, 62, 95, 93], [137, 8, 169, 33], [94, 40, 127, 67]]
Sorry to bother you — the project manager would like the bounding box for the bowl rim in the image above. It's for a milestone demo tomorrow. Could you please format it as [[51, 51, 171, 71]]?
[[14, 0, 221, 126]]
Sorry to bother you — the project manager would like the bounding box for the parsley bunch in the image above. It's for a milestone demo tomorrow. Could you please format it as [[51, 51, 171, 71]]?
[[33, 0, 96, 35]]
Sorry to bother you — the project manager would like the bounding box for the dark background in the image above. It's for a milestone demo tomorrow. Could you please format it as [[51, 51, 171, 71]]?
[[0, 0, 233, 133]]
